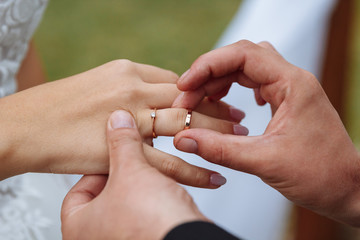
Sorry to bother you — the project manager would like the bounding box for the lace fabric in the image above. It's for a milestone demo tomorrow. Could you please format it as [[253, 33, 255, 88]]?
[[0, 177, 51, 240], [0, 0, 56, 239], [0, 0, 48, 97], [0, 173, 73, 240]]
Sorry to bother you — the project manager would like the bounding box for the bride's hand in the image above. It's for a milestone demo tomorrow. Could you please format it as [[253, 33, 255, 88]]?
[[0, 60, 247, 188]]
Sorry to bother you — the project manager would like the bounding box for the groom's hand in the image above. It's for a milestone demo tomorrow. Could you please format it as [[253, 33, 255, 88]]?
[[172, 40, 360, 226], [61, 110, 207, 240]]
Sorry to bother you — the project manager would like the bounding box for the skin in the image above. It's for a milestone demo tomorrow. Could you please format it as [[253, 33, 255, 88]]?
[[61, 110, 206, 240], [172, 40, 360, 226], [61, 40, 360, 239], [1, 58, 248, 189]]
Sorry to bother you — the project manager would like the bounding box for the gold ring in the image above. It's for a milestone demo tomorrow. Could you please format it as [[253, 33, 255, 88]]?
[[184, 110, 192, 130], [151, 108, 157, 138]]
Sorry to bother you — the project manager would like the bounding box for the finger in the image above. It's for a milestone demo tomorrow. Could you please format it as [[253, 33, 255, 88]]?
[[144, 137, 154, 147], [136, 63, 179, 84], [257, 41, 280, 54], [173, 76, 233, 108], [173, 92, 246, 123], [107, 110, 148, 181], [173, 72, 257, 109], [145, 83, 181, 108], [254, 88, 267, 106], [137, 108, 248, 138], [194, 98, 245, 123], [171, 90, 204, 110], [61, 175, 108, 219], [208, 84, 231, 102], [174, 128, 267, 175], [177, 40, 292, 99], [143, 144, 226, 188]]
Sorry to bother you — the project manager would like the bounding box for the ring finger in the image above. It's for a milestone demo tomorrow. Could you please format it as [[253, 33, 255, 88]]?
[[137, 108, 248, 138]]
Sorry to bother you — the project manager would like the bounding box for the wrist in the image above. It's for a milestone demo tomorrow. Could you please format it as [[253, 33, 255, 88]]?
[[0, 98, 25, 179], [0, 95, 48, 179]]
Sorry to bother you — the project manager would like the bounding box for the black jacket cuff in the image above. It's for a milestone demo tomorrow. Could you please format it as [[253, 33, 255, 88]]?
[[164, 221, 241, 240]]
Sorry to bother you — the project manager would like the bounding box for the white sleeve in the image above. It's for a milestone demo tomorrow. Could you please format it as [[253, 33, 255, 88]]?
[[215, 0, 337, 77]]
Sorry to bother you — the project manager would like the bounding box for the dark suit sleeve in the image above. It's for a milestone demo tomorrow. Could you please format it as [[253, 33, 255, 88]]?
[[163, 221, 242, 240]]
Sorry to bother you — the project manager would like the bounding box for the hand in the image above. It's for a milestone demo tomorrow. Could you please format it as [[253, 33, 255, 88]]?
[[0, 60, 247, 188], [61, 110, 207, 240], [172, 40, 360, 226]]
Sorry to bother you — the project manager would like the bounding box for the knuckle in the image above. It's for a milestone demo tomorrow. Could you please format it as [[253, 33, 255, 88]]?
[[109, 59, 136, 74], [202, 138, 227, 166], [115, 81, 146, 102], [161, 160, 179, 178], [303, 71, 319, 87], [215, 144, 227, 166], [236, 39, 255, 50], [303, 72, 323, 98], [113, 59, 133, 67], [193, 170, 208, 187], [175, 109, 188, 131], [258, 41, 272, 48], [192, 55, 211, 75], [194, 54, 207, 65], [128, 85, 147, 99], [288, 68, 320, 95], [233, 40, 258, 61]]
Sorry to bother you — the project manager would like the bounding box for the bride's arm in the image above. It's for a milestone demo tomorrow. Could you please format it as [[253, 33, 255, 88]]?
[[0, 40, 47, 177], [0, 60, 247, 188]]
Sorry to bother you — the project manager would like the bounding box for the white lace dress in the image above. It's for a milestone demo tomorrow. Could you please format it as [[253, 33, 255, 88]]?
[[0, 1, 74, 239]]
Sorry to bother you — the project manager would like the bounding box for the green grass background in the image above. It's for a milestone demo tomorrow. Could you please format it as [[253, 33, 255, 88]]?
[[347, 1, 360, 147], [34, 0, 359, 146], [34, 0, 240, 77]]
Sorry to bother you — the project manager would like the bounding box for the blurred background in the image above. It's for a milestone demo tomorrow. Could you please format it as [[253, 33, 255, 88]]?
[[34, 0, 240, 77], [348, 0, 360, 149], [33, 0, 360, 239]]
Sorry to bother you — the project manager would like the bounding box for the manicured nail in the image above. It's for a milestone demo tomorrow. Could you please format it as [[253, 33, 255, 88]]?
[[229, 107, 245, 121], [210, 173, 227, 186], [179, 69, 190, 82], [175, 138, 198, 153], [233, 125, 249, 136], [109, 110, 136, 129], [172, 92, 185, 107]]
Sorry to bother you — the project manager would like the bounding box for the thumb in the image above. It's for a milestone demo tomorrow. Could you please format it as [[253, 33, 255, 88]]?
[[107, 110, 148, 181], [62, 111, 146, 221], [174, 129, 266, 175]]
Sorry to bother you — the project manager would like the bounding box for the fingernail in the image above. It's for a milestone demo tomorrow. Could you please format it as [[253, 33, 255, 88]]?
[[109, 110, 136, 129], [233, 125, 249, 136], [210, 173, 227, 186], [175, 138, 198, 153], [229, 107, 245, 121], [178, 69, 190, 84], [172, 92, 185, 107]]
